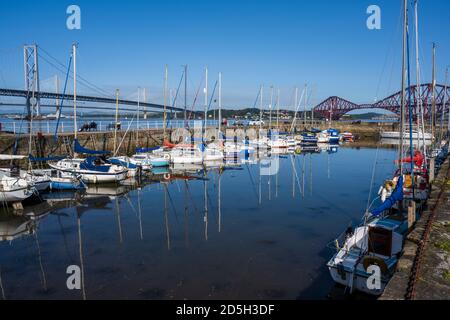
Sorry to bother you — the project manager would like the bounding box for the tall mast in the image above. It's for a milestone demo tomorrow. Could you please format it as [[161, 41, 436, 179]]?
[[446, 67, 450, 133], [218, 72, 222, 138], [184, 65, 188, 128], [311, 86, 315, 129], [399, 0, 408, 173], [204, 67, 208, 139], [136, 87, 140, 146], [276, 88, 280, 130], [163, 65, 168, 139], [143, 87, 147, 120], [28, 73, 35, 170], [269, 86, 273, 132], [113, 89, 119, 154], [431, 43, 436, 141], [304, 84, 308, 128], [294, 87, 298, 133], [259, 85, 263, 133], [73, 43, 78, 139], [55, 75, 60, 116], [414, 0, 426, 158], [439, 68, 448, 143]]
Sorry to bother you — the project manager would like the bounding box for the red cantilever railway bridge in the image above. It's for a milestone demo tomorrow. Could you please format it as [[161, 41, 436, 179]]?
[[313, 83, 450, 120]]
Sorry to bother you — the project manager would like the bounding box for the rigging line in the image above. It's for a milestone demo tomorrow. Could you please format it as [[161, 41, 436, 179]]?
[[187, 74, 205, 121], [167, 70, 185, 129], [252, 87, 261, 110], [207, 80, 218, 112], [38, 53, 112, 99], [386, 7, 404, 100], [184, 180, 201, 217], [375, 2, 403, 101], [290, 86, 306, 133], [39, 47, 113, 97], [365, 144, 380, 218], [57, 214, 75, 264], [54, 54, 73, 141], [165, 185, 180, 223], [34, 231, 48, 291], [114, 114, 136, 156], [74, 51, 116, 97], [245, 164, 259, 201]]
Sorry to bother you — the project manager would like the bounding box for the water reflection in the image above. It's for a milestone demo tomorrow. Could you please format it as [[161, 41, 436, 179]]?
[[0, 144, 397, 299]]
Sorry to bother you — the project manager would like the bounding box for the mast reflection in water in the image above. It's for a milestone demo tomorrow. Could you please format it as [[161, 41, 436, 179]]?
[[0, 145, 397, 300]]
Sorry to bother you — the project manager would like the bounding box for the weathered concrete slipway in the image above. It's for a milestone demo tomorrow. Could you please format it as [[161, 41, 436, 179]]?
[[380, 156, 450, 300]]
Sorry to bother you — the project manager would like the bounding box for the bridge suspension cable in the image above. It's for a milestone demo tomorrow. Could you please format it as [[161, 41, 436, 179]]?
[[38, 46, 114, 99]]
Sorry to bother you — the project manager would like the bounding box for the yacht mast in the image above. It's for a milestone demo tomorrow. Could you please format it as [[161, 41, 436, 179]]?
[[73, 43, 78, 139], [259, 85, 263, 134], [113, 89, 119, 154], [204, 67, 208, 139], [184, 65, 188, 128], [276, 88, 280, 130], [269, 86, 273, 132], [218, 72, 222, 139], [414, 0, 427, 161], [304, 84, 308, 129], [163, 65, 168, 139], [399, 0, 408, 173], [431, 43, 436, 142], [136, 87, 140, 146], [293, 87, 298, 133], [441, 68, 448, 142]]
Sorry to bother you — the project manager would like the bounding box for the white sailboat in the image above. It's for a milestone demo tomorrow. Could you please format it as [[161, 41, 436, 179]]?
[[50, 44, 128, 184], [0, 170, 34, 203], [170, 146, 203, 164]]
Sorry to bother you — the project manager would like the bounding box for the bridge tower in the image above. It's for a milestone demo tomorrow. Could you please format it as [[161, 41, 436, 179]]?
[[23, 44, 41, 118]]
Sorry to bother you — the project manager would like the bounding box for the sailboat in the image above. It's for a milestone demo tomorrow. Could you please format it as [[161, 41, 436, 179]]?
[[49, 140, 128, 183], [0, 169, 34, 203], [130, 150, 170, 170], [49, 44, 128, 184]]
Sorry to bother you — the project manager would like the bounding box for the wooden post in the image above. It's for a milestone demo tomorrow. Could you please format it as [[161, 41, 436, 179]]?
[[408, 201, 416, 230], [429, 157, 435, 182]]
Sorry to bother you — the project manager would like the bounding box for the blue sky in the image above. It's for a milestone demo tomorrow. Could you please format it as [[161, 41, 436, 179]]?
[[0, 0, 448, 110]]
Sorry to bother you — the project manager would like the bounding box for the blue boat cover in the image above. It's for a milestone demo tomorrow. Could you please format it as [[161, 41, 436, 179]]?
[[29, 154, 66, 162], [79, 157, 111, 172], [74, 139, 111, 155], [371, 176, 404, 216], [135, 147, 160, 153]]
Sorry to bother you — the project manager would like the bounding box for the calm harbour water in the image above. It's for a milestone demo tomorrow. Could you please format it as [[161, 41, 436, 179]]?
[[0, 144, 397, 300]]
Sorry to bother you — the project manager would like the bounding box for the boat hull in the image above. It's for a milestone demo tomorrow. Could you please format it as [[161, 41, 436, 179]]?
[[50, 180, 84, 190], [380, 131, 433, 140], [0, 187, 33, 202], [327, 263, 388, 296]]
